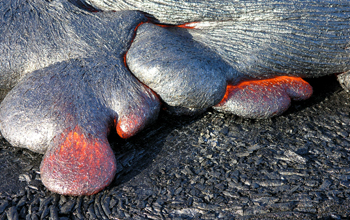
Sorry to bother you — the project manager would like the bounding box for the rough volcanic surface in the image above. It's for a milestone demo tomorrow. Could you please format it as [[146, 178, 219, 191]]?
[[0, 75, 349, 219]]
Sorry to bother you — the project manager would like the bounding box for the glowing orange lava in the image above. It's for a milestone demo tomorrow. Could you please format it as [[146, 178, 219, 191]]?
[[218, 76, 312, 105], [116, 114, 143, 139], [40, 126, 116, 196]]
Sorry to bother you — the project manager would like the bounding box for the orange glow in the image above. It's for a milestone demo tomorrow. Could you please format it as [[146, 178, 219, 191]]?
[[41, 126, 116, 196], [134, 21, 148, 33], [116, 114, 143, 139], [218, 76, 312, 105], [155, 23, 172, 28], [123, 53, 128, 67], [123, 21, 150, 68]]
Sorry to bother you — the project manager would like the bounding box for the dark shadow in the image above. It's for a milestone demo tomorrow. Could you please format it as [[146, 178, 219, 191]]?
[[282, 74, 342, 116], [106, 110, 203, 188]]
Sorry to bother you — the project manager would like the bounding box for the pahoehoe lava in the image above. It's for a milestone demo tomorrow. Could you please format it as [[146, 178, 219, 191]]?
[[0, 0, 349, 195]]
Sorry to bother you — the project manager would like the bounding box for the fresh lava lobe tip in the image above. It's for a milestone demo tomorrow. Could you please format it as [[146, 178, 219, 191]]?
[[116, 114, 144, 139], [218, 76, 313, 106], [40, 126, 117, 196], [214, 76, 313, 118]]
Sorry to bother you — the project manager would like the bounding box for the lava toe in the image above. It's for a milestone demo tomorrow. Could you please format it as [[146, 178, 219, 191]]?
[[0, 56, 160, 195], [41, 126, 116, 196], [116, 114, 145, 139], [126, 23, 235, 114], [214, 76, 313, 118]]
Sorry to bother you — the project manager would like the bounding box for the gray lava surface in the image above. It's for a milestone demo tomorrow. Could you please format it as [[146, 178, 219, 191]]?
[[0, 75, 349, 219]]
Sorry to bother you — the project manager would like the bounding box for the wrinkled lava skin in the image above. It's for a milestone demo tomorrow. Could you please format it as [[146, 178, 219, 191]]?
[[0, 0, 349, 195]]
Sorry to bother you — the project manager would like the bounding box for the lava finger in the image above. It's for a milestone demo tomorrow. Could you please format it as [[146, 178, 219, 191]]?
[[214, 76, 313, 118]]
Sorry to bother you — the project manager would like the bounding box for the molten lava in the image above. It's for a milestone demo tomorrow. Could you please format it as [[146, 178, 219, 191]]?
[[40, 126, 116, 196], [218, 76, 313, 106]]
